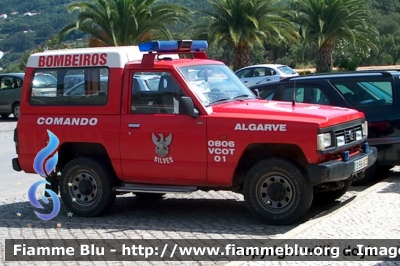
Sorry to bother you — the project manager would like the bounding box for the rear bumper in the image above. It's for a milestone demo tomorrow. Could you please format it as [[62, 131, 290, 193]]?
[[307, 144, 377, 185]]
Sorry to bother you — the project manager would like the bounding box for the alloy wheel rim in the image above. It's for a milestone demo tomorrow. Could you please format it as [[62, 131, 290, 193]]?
[[14, 105, 20, 118]]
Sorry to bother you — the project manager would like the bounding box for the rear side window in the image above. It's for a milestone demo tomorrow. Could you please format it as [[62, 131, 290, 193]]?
[[29, 68, 109, 106], [277, 66, 297, 75], [331, 79, 393, 108], [0, 76, 23, 90]]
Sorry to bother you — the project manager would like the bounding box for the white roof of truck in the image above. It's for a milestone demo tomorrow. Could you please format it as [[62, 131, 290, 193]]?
[[26, 46, 146, 68]]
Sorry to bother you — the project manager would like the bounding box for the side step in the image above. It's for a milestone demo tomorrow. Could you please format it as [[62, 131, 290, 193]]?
[[113, 183, 197, 194]]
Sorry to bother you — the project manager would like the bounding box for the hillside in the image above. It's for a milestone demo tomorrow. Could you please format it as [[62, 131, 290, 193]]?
[[0, 0, 398, 70], [0, 0, 206, 68]]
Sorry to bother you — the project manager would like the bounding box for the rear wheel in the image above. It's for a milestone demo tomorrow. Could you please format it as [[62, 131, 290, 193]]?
[[12, 102, 20, 119], [60, 157, 116, 217], [243, 158, 313, 225]]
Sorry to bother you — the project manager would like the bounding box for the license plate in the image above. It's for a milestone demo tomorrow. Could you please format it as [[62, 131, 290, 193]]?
[[354, 156, 368, 172]]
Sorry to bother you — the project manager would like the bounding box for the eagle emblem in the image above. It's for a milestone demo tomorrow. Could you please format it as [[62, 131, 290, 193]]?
[[152, 133, 172, 158]]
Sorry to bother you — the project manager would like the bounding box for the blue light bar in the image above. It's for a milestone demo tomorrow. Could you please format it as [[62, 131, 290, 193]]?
[[139, 40, 208, 52], [191, 41, 208, 51]]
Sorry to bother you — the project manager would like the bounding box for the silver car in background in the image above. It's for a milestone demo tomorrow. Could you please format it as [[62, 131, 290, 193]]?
[[0, 73, 24, 119], [31, 73, 58, 96], [235, 64, 299, 87]]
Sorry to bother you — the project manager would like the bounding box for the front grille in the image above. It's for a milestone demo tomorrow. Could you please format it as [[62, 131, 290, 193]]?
[[334, 125, 362, 145]]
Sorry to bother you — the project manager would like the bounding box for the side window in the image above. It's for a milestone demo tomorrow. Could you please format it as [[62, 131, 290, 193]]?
[[236, 69, 252, 78], [131, 72, 184, 114], [282, 87, 304, 102], [281, 85, 329, 104], [14, 77, 23, 88], [314, 88, 330, 105], [264, 68, 276, 76], [29, 67, 109, 106], [258, 87, 277, 100], [0, 77, 15, 90], [64, 75, 84, 89], [332, 80, 393, 108], [252, 68, 263, 77]]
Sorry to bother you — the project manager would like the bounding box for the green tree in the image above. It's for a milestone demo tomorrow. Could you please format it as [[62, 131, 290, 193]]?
[[380, 34, 400, 65], [293, 0, 379, 73], [191, 0, 299, 70], [14, 35, 81, 72], [58, 0, 192, 46]]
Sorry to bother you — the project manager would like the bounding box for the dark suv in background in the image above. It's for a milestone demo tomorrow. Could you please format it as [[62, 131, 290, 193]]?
[[249, 70, 399, 185]]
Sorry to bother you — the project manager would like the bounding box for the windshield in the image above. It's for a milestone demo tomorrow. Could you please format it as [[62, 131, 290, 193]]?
[[178, 64, 255, 105]]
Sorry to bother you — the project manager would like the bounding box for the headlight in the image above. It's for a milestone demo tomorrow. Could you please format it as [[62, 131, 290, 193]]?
[[317, 133, 332, 151], [362, 121, 368, 137], [336, 135, 345, 147], [355, 130, 363, 140]]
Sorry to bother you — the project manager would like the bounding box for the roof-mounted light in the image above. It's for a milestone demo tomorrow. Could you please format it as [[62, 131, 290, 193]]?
[[139, 40, 208, 52]]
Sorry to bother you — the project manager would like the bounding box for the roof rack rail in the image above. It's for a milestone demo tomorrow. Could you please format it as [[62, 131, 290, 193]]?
[[282, 69, 398, 81], [356, 68, 400, 72]]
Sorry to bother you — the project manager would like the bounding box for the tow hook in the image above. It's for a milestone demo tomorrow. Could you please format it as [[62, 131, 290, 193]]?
[[352, 171, 365, 181]]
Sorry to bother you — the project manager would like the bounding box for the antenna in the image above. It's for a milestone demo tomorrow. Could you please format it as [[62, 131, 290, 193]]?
[[292, 80, 296, 106]]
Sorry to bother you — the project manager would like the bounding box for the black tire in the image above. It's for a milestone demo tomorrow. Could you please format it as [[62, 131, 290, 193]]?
[[243, 158, 313, 225], [134, 192, 165, 199], [12, 102, 20, 119], [60, 157, 117, 217], [1, 114, 10, 118], [313, 180, 352, 203]]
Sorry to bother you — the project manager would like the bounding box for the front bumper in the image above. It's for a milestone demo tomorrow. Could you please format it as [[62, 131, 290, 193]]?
[[12, 158, 21, 172], [307, 143, 377, 185]]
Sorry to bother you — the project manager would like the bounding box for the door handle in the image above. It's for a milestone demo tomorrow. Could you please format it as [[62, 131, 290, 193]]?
[[128, 123, 140, 128]]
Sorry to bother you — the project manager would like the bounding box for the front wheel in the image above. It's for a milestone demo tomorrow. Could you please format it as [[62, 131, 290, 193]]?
[[60, 157, 116, 217], [244, 158, 313, 225]]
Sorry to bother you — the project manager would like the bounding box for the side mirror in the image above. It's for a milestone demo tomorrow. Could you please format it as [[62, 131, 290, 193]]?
[[179, 96, 199, 118]]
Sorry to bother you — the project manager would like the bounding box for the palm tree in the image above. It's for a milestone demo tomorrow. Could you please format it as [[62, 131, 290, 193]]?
[[191, 0, 299, 71], [293, 0, 379, 73], [58, 0, 192, 46]]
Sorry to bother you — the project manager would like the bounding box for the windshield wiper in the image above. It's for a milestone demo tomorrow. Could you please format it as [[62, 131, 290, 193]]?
[[233, 94, 251, 99], [210, 98, 231, 104], [210, 94, 252, 104]]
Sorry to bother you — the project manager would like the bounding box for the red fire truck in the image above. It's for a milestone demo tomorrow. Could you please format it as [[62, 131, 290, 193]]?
[[12, 40, 376, 225]]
